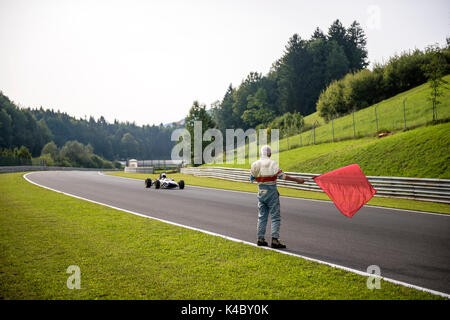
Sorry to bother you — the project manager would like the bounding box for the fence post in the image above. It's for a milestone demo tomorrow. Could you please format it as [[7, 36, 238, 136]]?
[[313, 121, 316, 145], [403, 97, 407, 129], [332, 116, 335, 142], [374, 105, 379, 133], [286, 127, 290, 150], [299, 126, 302, 147], [432, 89, 437, 121], [352, 109, 356, 138]]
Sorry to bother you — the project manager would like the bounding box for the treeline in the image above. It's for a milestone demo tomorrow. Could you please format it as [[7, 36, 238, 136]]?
[[0, 141, 119, 169], [0, 93, 52, 155], [211, 19, 368, 131], [317, 43, 450, 120], [0, 91, 176, 162], [0, 146, 33, 166], [39, 141, 119, 168]]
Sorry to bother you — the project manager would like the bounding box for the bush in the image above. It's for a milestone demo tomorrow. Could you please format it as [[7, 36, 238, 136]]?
[[113, 161, 123, 169], [91, 154, 114, 169], [317, 80, 347, 121], [344, 69, 381, 110], [268, 112, 304, 132], [14, 146, 32, 160], [382, 50, 430, 97], [35, 154, 54, 166], [57, 140, 115, 168], [41, 141, 59, 159], [0, 146, 33, 165], [317, 45, 450, 119]]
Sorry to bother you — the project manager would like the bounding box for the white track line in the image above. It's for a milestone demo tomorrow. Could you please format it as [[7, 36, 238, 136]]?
[[24, 171, 450, 299], [99, 171, 450, 217]]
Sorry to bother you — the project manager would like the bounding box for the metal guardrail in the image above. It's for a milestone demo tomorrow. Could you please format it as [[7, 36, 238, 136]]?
[[136, 160, 184, 169], [181, 167, 450, 204]]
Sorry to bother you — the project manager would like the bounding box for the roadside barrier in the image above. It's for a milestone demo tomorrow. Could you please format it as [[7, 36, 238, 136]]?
[[181, 166, 450, 204]]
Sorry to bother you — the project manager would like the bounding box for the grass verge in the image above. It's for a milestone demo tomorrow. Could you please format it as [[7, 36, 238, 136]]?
[[204, 121, 450, 179], [0, 172, 443, 299], [281, 75, 450, 151], [106, 172, 450, 215]]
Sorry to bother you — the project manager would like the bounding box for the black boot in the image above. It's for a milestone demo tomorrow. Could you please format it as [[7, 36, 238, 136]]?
[[257, 238, 268, 246], [271, 238, 286, 249]]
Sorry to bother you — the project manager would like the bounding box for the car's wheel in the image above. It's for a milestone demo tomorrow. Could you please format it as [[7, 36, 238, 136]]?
[[178, 180, 185, 189], [155, 180, 161, 189], [145, 178, 152, 188]]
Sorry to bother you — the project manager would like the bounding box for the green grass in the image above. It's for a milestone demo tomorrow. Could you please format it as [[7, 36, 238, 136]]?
[[0, 172, 443, 299], [216, 77, 450, 178], [281, 75, 450, 151], [204, 121, 450, 179], [106, 172, 450, 214]]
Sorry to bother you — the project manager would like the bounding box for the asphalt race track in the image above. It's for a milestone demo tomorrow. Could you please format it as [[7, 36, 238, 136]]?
[[25, 171, 450, 296]]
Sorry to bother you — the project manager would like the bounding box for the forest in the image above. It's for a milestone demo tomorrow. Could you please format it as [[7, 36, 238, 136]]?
[[1, 19, 448, 168], [0, 92, 177, 166], [210, 19, 369, 132]]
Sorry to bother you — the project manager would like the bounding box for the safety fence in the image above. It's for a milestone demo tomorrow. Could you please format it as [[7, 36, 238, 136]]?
[[278, 93, 450, 152], [181, 167, 450, 204]]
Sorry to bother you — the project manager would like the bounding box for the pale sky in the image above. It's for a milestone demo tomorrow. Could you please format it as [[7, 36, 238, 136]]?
[[0, 0, 448, 126]]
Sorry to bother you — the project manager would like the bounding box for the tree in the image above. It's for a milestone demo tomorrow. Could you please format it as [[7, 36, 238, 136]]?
[[212, 84, 236, 132], [311, 27, 326, 41], [210, 20, 369, 130], [241, 88, 276, 127], [60, 141, 92, 167], [316, 44, 449, 120], [120, 132, 139, 158], [0, 108, 12, 148], [345, 21, 369, 71], [316, 79, 347, 120], [232, 72, 263, 129], [184, 101, 215, 165], [328, 20, 368, 72], [14, 146, 32, 160], [423, 45, 449, 121], [41, 141, 59, 159], [36, 119, 52, 153], [327, 19, 347, 49], [276, 34, 313, 115], [325, 40, 349, 84]]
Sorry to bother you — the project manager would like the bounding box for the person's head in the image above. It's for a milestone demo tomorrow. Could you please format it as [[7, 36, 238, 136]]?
[[260, 145, 271, 158], [161, 173, 166, 179]]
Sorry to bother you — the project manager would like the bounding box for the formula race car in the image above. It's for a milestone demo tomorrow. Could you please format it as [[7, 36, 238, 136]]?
[[145, 173, 185, 190]]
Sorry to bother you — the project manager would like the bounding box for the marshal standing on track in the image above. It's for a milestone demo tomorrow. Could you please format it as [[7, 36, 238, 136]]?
[[250, 145, 305, 249]]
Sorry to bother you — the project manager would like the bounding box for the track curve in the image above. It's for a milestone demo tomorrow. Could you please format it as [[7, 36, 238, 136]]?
[[25, 171, 450, 295]]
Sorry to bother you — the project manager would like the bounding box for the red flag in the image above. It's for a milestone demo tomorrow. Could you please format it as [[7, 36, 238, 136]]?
[[313, 164, 377, 218]]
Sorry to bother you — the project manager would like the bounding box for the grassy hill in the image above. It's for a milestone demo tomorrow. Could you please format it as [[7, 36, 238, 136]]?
[[281, 74, 450, 151], [205, 122, 450, 178], [279, 122, 450, 178], [204, 76, 450, 179]]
